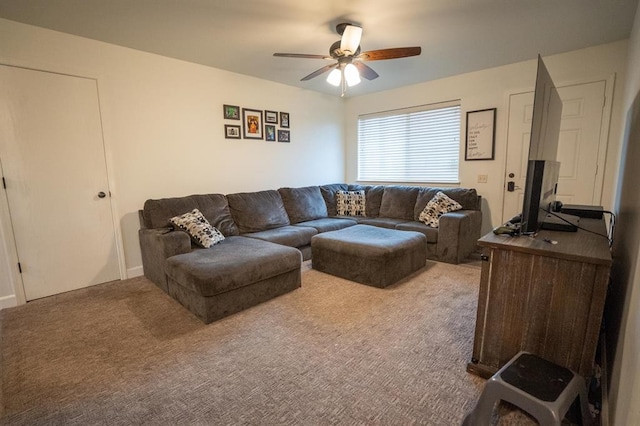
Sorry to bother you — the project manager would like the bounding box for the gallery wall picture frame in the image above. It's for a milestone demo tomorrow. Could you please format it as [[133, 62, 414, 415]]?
[[280, 112, 290, 128], [224, 124, 241, 139], [265, 110, 278, 124], [223, 104, 240, 120], [465, 108, 496, 160], [242, 108, 263, 139], [265, 125, 276, 141], [277, 129, 290, 143]]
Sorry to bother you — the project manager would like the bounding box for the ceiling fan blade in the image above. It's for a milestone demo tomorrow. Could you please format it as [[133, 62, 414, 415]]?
[[301, 63, 338, 81], [353, 62, 379, 80], [273, 53, 333, 60], [357, 47, 422, 61]]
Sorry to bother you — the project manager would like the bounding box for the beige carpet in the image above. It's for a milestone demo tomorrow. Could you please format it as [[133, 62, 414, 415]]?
[[0, 260, 540, 425]]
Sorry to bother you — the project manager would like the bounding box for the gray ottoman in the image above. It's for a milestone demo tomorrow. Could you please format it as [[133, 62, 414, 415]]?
[[311, 224, 427, 288]]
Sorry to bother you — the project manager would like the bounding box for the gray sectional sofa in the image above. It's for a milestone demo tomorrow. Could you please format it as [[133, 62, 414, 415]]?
[[139, 184, 482, 323]]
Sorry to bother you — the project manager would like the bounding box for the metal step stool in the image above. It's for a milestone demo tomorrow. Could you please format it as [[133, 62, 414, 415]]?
[[463, 351, 592, 426]]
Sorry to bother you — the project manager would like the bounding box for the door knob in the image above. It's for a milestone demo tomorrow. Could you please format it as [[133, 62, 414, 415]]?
[[98, 191, 107, 198]]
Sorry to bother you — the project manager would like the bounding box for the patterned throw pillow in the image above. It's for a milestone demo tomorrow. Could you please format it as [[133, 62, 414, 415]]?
[[419, 191, 463, 228], [336, 190, 366, 217], [169, 209, 225, 248]]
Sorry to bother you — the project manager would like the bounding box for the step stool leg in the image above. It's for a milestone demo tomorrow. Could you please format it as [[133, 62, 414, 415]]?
[[578, 380, 593, 426], [462, 379, 504, 426]]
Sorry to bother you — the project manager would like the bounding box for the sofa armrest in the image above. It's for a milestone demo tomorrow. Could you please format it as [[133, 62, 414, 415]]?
[[139, 228, 191, 292], [437, 210, 482, 264]]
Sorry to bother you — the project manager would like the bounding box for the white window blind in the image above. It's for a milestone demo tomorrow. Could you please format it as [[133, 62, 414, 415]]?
[[357, 101, 461, 183]]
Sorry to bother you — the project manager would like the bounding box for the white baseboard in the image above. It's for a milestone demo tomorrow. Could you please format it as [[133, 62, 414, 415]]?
[[0, 295, 17, 310], [127, 265, 144, 279], [0, 268, 145, 310]]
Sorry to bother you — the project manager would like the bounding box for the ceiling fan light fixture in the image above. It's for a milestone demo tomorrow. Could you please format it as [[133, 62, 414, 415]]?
[[340, 25, 362, 55], [344, 63, 361, 86], [274, 23, 421, 95], [326, 68, 342, 86]]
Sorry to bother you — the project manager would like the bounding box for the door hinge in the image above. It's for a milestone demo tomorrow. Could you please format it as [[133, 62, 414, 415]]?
[[17, 262, 22, 273], [2, 177, 5, 189]]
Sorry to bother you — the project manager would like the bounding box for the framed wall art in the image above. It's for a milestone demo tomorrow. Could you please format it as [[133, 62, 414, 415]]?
[[265, 110, 278, 124], [265, 125, 276, 141], [224, 125, 241, 139], [280, 112, 290, 128], [242, 108, 263, 140], [465, 108, 496, 160], [277, 129, 290, 143], [223, 104, 240, 120]]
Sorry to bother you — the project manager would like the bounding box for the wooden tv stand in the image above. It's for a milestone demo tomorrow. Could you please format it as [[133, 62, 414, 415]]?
[[467, 218, 611, 379]]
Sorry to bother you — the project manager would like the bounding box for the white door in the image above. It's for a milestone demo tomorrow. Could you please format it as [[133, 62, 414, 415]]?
[[502, 81, 606, 222], [0, 65, 120, 300]]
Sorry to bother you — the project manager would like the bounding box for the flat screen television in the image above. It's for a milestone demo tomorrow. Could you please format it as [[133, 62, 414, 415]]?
[[527, 56, 563, 163], [520, 55, 578, 234], [521, 159, 561, 234]]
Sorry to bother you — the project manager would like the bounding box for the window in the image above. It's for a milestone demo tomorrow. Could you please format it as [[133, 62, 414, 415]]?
[[357, 101, 461, 183]]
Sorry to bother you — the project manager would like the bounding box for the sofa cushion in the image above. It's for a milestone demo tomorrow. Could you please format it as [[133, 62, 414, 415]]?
[[165, 236, 301, 297], [349, 185, 385, 218], [395, 221, 439, 243], [379, 186, 420, 220], [336, 190, 366, 216], [443, 188, 480, 210], [419, 191, 463, 228], [242, 225, 318, 248], [359, 217, 411, 229], [169, 209, 225, 248], [365, 185, 385, 218], [293, 218, 357, 233], [143, 194, 239, 236], [414, 187, 480, 219], [227, 190, 290, 234], [320, 183, 350, 216], [278, 186, 328, 224]]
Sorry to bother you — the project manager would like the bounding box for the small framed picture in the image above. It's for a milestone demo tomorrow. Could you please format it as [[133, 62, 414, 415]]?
[[242, 108, 263, 140], [265, 125, 276, 141], [280, 112, 290, 128], [224, 125, 241, 139], [223, 104, 240, 120], [265, 110, 278, 124], [465, 108, 496, 160], [277, 129, 290, 143]]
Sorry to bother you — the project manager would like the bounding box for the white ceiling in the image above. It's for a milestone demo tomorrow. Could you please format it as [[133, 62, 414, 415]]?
[[0, 0, 637, 97]]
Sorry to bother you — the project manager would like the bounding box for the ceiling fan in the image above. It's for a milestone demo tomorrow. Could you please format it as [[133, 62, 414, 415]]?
[[274, 23, 421, 96]]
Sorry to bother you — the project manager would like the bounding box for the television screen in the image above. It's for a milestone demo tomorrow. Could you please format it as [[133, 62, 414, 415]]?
[[528, 55, 562, 162], [520, 56, 564, 234]]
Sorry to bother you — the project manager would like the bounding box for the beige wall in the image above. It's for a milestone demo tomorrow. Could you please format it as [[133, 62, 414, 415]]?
[[0, 12, 639, 425], [0, 19, 344, 303], [610, 3, 640, 425], [344, 41, 628, 236]]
